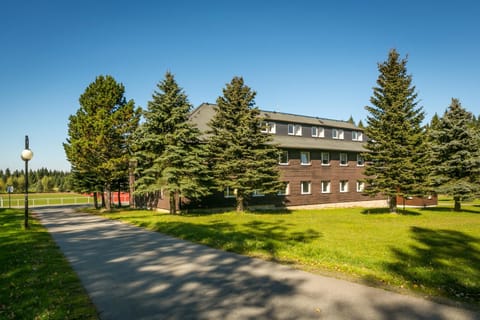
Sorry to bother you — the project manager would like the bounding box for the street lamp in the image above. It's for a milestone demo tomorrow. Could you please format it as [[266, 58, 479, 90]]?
[[21, 135, 33, 229]]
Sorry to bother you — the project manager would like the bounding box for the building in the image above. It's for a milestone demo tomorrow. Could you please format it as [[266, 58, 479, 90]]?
[[188, 103, 380, 210], [155, 103, 436, 211]]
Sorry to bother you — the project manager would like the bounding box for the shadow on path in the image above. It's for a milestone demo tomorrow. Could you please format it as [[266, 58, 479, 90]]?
[[35, 207, 480, 320]]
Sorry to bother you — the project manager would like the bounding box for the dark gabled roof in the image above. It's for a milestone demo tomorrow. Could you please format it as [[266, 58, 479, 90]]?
[[189, 103, 366, 152], [189, 103, 216, 134], [260, 110, 360, 130]]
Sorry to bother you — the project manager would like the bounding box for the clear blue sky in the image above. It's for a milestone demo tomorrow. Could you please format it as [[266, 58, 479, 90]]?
[[1, 0, 479, 171]]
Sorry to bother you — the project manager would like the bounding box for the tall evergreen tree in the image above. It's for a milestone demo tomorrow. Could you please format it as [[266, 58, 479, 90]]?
[[428, 98, 480, 211], [64, 75, 140, 210], [363, 49, 426, 212], [207, 76, 282, 212], [133, 72, 210, 213]]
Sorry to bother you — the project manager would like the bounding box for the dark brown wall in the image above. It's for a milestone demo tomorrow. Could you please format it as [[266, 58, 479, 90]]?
[[279, 148, 381, 206]]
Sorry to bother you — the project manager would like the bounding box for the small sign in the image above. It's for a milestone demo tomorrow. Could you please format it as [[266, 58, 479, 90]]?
[[7, 186, 14, 193]]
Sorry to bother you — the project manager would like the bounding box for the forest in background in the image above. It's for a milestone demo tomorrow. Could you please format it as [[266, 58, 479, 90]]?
[[0, 168, 71, 193]]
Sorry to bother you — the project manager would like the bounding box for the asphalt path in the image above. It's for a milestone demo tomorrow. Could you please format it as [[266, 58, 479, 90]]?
[[35, 206, 479, 320]]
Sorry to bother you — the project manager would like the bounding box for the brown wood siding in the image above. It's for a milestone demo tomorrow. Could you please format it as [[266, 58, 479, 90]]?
[[396, 194, 438, 207], [279, 148, 383, 206]]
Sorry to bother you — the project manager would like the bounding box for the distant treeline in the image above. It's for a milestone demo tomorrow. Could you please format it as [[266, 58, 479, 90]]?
[[0, 168, 71, 193]]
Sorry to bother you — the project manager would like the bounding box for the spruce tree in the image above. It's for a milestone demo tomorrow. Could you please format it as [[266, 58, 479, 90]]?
[[133, 72, 210, 214], [428, 98, 480, 211], [364, 49, 426, 212], [207, 77, 281, 212]]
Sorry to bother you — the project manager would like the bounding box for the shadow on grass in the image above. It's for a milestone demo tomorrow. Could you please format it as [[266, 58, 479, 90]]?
[[422, 206, 480, 214], [386, 226, 480, 306], [361, 207, 421, 216], [150, 219, 321, 260]]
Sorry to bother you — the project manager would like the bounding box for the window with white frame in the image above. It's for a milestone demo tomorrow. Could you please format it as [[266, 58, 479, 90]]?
[[356, 181, 365, 192], [278, 182, 290, 195], [300, 151, 311, 165], [301, 181, 311, 194], [224, 186, 236, 198], [332, 128, 344, 139], [321, 180, 331, 193], [261, 121, 276, 134], [352, 131, 363, 141], [340, 180, 349, 193], [288, 124, 302, 136], [340, 153, 348, 166], [357, 154, 365, 166], [321, 152, 330, 165], [311, 126, 325, 137], [252, 189, 264, 197], [279, 150, 289, 165]]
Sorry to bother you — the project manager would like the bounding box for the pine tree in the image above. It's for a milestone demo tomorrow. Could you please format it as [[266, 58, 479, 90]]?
[[428, 99, 480, 211], [133, 72, 211, 213], [363, 49, 426, 212], [64, 75, 140, 210], [207, 77, 282, 212]]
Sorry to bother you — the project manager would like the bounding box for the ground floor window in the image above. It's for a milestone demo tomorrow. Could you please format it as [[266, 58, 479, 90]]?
[[278, 182, 290, 195], [224, 186, 236, 198], [340, 180, 348, 192], [356, 181, 365, 192], [301, 181, 311, 194], [321, 180, 331, 193]]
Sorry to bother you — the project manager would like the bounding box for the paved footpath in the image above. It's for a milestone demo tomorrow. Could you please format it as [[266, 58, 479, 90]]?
[[35, 206, 479, 320]]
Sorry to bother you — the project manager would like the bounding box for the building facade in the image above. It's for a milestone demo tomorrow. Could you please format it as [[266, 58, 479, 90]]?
[[154, 103, 436, 210]]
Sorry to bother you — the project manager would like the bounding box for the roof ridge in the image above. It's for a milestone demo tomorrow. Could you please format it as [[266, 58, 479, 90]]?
[[261, 109, 351, 124]]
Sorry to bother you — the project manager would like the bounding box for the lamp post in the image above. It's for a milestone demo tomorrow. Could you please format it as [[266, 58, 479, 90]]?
[[21, 135, 33, 229]]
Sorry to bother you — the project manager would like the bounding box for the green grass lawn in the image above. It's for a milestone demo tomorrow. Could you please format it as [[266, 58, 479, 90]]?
[[99, 204, 480, 308], [0, 208, 98, 319]]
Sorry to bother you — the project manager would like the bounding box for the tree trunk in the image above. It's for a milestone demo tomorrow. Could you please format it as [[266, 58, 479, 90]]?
[[117, 187, 121, 208], [93, 191, 99, 209], [389, 195, 397, 213], [105, 184, 111, 211], [169, 192, 176, 214], [454, 197, 461, 211], [101, 192, 105, 208], [236, 193, 245, 212]]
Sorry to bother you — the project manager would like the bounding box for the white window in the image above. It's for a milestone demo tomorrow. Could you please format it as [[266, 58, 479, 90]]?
[[356, 181, 365, 192], [357, 154, 365, 166], [311, 126, 325, 137], [261, 121, 276, 134], [253, 189, 264, 197], [278, 182, 290, 195], [288, 124, 302, 136], [340, 153, 348, 166], [301, 181, 311, 194], [321, 181, 331, 193], [352, 131, 363, 141], [340, 180, 349, 193], [224, 187, 236, 198], [294, 124, 302, 136], [332, 128, 344, 140], [300, 151, 311, 165], [279, 150, 289, 165], [321, 152, 330, 166]]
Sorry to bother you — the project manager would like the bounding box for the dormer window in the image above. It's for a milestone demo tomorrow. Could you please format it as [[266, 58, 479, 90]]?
[[311, 126, 325, 138], [261, 121, 276, 134], [332, 128, 344, 140], [288, 124, 302, 136], [352, 131, 363, 141]]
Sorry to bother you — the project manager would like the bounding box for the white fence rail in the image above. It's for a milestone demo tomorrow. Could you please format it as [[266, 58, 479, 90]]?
[[0, 197, 93, 208]]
